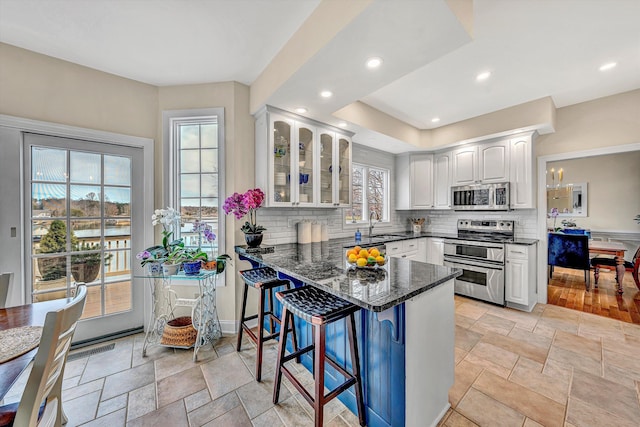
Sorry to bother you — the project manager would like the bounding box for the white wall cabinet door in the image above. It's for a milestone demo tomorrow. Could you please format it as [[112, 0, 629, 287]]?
[[509, 134, 535, 209], [479, 140, 509, 183], [433, 151, 452, 209], [411, 154, 433, 209], [451, 146, 477, 185]]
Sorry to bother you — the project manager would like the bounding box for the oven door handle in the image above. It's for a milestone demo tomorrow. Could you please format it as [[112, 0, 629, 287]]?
[[444, 239, 504, 250], [444, 258, 504, 271]]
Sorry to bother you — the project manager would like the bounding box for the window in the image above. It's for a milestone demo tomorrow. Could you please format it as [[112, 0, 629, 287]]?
[[345, 163, 389, 224], [165, 109, 225, 258]]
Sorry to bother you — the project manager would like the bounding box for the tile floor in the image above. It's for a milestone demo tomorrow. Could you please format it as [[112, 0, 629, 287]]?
[[4, 295, 640, 426]]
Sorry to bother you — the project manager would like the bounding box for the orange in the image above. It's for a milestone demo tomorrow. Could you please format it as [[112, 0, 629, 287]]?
[[354, 245, 362, 253], [348, 254, 358, 264], [356, 258, 368, 267], [358, 249, 369, 258], [369, 248, 380, 258], [346, 249, 356, 257], [376, 255, 386, 266]]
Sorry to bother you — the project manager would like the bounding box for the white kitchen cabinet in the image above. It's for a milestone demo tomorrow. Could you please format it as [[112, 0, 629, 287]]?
[[395, 153, 433, 210], [452, 140, 509, 186], [432, 151, 452, 209], [505, 243, 537, 312], [386, 238, 427, 262], [255, 106, 352, 208], [509, 133, 535, 209], [426, 238, 444, 266], [318, 128, 352, 207]]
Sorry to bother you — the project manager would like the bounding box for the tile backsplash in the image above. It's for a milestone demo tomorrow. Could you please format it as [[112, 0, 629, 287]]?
[[258, 207, 538, 245]]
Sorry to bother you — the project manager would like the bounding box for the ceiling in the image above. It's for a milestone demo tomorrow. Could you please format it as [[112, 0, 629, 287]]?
[[1, 0, 639, 153]]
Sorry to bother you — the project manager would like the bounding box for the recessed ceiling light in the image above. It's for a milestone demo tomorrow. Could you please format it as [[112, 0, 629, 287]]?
[[294, 107, 308, 114], [599, 62, 617, 71], [366, 57, 383, 69], [476, 71, 491, 81], [431, 117, 440, 123], [338, 122, 348, 128], [320, 90, 333, 98]]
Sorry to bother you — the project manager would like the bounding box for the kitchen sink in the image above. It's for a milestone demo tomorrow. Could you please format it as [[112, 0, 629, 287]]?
[[369, 234, 407, 240]]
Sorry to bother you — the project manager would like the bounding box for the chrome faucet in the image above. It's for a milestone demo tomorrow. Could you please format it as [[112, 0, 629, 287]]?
[[368, 211, 380, 237]]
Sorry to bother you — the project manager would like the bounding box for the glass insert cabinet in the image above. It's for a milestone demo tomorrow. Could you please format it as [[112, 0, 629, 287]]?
[[255, 106, 352, 208]]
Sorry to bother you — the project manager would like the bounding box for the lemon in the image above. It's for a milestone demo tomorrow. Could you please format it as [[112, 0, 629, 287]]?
[[369, 248, 380, 258], [356, 258, 368, 267], [348, 254, 358, 264], [358, 249, 369, 258], [376, 255, 386, 266]]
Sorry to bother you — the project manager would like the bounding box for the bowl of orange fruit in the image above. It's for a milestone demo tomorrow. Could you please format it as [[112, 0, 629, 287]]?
[[345, 246, 386, 268]]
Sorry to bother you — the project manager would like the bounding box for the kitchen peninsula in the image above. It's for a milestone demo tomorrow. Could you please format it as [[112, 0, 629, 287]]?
[[236, 239, 462, 427]]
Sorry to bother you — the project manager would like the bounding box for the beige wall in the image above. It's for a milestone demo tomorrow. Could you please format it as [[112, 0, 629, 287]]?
[[536, 89, 640, 157], [0, 43, 157, 139], [546, 152, 640, 231]]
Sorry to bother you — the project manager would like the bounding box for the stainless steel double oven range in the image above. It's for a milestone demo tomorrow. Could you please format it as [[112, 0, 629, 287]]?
[[443, 220, 514, 306]]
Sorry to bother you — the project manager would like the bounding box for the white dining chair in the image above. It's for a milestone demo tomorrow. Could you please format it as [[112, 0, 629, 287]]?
[[0, 272, 12, 309], [0, 285, 87, 427]]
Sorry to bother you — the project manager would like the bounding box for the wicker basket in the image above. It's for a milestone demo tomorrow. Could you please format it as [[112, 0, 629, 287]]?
[[160, 316, 197, 347]]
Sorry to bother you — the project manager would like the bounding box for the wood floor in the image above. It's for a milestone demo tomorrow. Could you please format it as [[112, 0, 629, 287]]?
[[548, 266, 640, 324]]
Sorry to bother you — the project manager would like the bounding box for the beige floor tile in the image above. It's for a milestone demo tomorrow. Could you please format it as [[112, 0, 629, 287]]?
[[449, 360, 484, 408], [96, 393, 127, 418], [547, 345, 602, 376], [455, 326, 483, 352], [470, 313, 516, 336], [80, 339, 134, 383], [456, 303, 489, 321], [532, 322, 558, 339], [273, 395, 314, 426], [454, 346, 468, 364], [621, 322, 640, 338], [456, 313, 477, 329], [154, 347, 215, 381], [463, 342, 518, 378], [509, 357, 570, 404], [481, 332, 549, 364], [566, 396, 638, 427], [63, 389, 101, 426], [570, 369, 640, 424], [603, 362, 640, 390], [80, 407, 126, 427], [127, 399, 188, 427], [457, 388, 525, 427], [62, 377, 104, 401], [157, 365, 207, 408], [184, 388, 211, 412], [251, 407, 286, 427], [604, 348, 640, 376], [126, 383, 156, 421], [187, 391, 241, 427], [444, 410, 479, 427], [236, 375, 291, 419], [523, 418, 544, 427], [473, 371, 565, 427], [200, 351, 254, 401], [541, 358, 573, 384], [488, 306, 541, 331], [101, 362, 155, 401], [553, 330, 602, 361], [508, 327, 553, 350]]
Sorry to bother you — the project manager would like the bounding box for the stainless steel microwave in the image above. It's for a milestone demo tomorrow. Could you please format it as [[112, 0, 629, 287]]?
[[451, 182, 510, 211]]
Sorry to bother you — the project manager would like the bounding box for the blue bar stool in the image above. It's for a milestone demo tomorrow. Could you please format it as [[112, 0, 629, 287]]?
[[237, 267, 298, 381], [273, 286, 366, 427]]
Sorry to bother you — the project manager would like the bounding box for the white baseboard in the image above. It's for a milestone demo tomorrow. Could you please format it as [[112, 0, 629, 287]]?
[[219, 318, 258, 335]]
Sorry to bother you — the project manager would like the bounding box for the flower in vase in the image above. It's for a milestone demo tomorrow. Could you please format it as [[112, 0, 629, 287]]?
[[223, 188, 266, 234]]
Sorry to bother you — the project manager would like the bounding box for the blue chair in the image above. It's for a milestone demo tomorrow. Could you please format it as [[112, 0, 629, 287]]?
[[548, 232, 591, 290]]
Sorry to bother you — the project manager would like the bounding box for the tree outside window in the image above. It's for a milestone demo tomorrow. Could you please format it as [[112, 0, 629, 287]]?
[[345, 164, 389, 223]]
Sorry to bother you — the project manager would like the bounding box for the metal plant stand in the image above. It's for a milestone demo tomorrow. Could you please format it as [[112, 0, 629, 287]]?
[[138, 270, 222, 361]]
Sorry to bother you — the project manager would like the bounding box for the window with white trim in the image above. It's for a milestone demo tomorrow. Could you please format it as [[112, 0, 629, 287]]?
[[165, 110, 225, 258], [345, 163, 390, 224]]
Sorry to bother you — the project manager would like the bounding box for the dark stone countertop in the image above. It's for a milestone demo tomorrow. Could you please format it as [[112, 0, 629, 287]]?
[[335, 231, 538, 247], [235, 240, 461, 313]]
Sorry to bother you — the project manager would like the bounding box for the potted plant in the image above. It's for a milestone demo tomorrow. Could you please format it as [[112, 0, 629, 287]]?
[[182, 248, 208, 275], [162, 246, 187, 276], [223, 188, 266, 248], [136, 207, 184, 274], [71, 241, 113, 283]]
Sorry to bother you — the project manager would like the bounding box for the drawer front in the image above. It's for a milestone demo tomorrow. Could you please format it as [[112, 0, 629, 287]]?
[[506, 244, 528, 260], [386, 241, 404, 256]]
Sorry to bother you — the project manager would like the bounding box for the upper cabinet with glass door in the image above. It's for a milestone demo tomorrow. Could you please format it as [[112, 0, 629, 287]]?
[[255, 106, 353, 208]]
